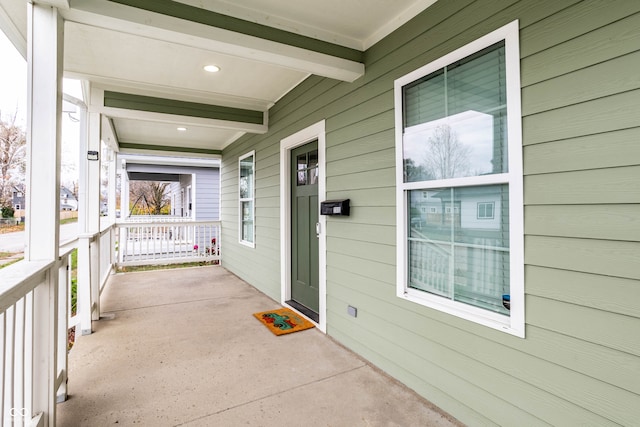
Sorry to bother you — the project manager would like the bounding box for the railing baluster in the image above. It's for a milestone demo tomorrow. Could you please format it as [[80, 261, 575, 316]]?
[[1, 312, 6, 426], [5, 305, 15, 426], [14, 298, 25, 427]]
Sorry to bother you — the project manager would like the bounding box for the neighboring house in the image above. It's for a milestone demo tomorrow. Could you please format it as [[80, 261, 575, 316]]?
[[120, 156, 220, 220], [11, 185, 25, 210], [219, 3, 640, 426], [12, 185, 77, 211], [168, 167, 220, 220], [60, 186, 78, 211]]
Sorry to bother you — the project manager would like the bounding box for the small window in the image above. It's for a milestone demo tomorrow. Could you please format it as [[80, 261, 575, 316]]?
[[239, 151, 255, 247], [477, 202, 495, 219], [395, 21, 524, 336]]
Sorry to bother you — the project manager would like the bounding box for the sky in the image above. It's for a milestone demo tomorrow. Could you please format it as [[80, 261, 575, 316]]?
[[0, 30, 27, 127], [0, 30, 80, 187]]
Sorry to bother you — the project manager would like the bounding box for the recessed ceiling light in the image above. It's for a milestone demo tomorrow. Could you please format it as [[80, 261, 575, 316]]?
[[177, 127, 187, 131], [203, 65, 220, 73]]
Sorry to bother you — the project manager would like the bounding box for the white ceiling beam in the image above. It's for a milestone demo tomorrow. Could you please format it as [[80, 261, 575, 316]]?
[[66, 72, 274, 112], [97, 106, 268, 135], [62, 0, 364, 82]]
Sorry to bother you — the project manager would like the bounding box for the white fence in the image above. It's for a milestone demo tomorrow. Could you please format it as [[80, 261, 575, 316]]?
[[115, 220, 221, 267]]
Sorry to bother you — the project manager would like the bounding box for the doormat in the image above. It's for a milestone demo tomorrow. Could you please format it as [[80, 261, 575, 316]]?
[[253, 307, 315, 336]]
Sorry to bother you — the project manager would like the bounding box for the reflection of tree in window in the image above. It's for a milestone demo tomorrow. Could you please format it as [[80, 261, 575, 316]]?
[[422, 124, 471, 180]]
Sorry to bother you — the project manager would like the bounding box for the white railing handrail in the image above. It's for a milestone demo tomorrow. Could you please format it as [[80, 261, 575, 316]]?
[[119, 215, 195, 223], [117, 219, 220, 227], [0, 259, 53, 313]]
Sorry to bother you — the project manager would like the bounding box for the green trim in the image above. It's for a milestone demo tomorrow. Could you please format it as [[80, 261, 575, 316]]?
[[104, 91, 264, 125], [107, 0, 363, 63], [119, 142, 222, 155]]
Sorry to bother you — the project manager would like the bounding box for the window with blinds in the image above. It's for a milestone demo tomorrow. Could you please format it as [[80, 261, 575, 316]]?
[[394, 21, 524, 336]]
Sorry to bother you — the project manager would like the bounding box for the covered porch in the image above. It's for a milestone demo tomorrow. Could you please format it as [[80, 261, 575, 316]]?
[[56, 265, 457, 426]]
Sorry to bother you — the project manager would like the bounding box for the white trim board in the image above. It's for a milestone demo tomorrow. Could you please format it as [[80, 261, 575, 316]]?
[[280, 120, 327, 333]]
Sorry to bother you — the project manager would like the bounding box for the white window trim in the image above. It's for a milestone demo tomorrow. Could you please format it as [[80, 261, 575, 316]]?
[[394, 20, 524, 337], [186, 184, 193, 218], [239, 150, 255, 248]]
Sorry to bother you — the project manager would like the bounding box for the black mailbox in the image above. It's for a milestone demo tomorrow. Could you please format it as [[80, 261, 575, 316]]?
[[320, 199, 350, 216]]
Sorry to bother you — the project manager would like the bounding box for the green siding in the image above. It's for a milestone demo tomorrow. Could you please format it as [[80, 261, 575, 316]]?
[[222, 1, 640, 425]]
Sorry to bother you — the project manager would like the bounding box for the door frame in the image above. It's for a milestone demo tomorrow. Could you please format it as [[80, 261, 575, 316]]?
[[280, 120, 326, 333]]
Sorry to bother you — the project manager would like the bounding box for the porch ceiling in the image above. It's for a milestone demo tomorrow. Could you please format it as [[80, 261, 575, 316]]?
[[1, 0, 437, 155]]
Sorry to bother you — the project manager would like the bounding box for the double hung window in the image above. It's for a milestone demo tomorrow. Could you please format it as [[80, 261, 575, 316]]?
[[394, 21, 524, 336]]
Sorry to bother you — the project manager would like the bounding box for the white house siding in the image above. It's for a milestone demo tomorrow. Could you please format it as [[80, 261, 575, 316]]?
[[151, 166, 220, 220], [221, 1, 640, 425], [193, 167, 220, 220]]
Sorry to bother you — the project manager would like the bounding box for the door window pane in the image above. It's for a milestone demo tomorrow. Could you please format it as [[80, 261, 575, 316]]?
[[297, 153, 307, 186], [296, 151, 319, 186]]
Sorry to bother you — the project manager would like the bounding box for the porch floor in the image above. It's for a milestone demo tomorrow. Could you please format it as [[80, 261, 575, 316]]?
[[57, 266, 460, 426]]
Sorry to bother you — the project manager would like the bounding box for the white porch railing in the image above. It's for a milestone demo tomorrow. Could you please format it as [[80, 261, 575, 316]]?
[[0, 219, 218, 425], [115, 220, 221, 267], [0, 225, 118, 426], [0, 249, 74, 427]]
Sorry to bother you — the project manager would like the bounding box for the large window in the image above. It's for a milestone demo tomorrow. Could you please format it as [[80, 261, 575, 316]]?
[[239, 151, 255, 247], [394, 21, 524, 336]]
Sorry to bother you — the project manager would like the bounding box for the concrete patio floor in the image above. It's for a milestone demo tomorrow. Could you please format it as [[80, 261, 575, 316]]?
[[57, 266, 462, 426]]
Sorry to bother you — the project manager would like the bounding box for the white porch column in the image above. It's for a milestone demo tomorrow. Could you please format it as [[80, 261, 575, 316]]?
[[108, 149, 117, 223], [25, 3, 63, 425], [118, 160, 128, 264], [77, 108, 102, 333], [120, 158, 129, 218]]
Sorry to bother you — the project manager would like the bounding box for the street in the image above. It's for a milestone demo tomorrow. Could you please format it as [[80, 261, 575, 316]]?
[[0, 222, 78, 252]]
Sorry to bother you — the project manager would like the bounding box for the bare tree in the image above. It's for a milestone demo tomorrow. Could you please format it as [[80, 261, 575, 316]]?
[[0, 112, 26, 206], [129, 181, 170, 215], [422, 124, 471, 180]]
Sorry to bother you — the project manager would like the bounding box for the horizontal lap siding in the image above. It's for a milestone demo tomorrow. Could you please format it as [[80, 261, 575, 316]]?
[[194, 168, 219, 220], [221, 0, 640, 425], [521, 1, 640, 425]]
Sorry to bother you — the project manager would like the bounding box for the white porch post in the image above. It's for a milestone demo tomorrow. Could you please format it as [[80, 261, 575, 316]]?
[[25, 3, 63, 425], [76, 96, 91, 334], [121, 158, 129, 218], [77, 108, 102, 333], [108, 149, 117, 269], [108, 149, 117, 223]]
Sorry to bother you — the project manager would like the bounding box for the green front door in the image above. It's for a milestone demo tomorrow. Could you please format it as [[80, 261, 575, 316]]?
[[290, 141, 319, 321]]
